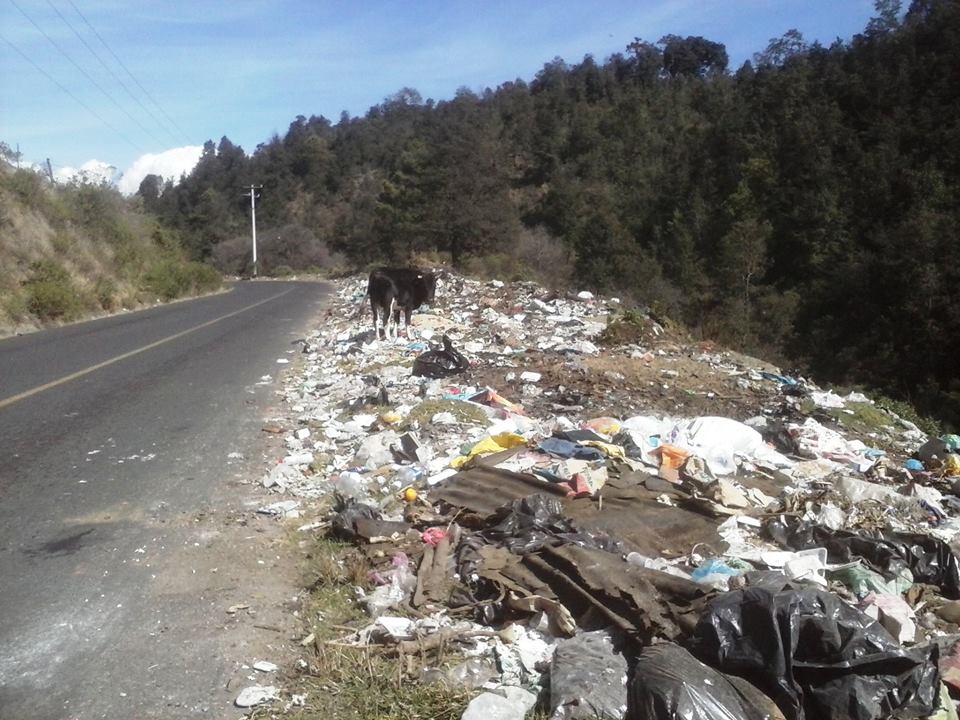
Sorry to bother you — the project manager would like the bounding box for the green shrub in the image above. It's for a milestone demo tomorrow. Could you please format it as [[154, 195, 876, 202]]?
[[23, 260, 84, 321], [620, 308, 648, 326], [51, 232, 74, 254], [272, 264, 294, 277], [2, 169, 45, 207], [95, 279, 119, 311], [1, 290, 29, 323], [143, 260, 189, 300], [463, 252, 529, 282], [114, 241, 148, 278], [185, 261, 222, 293], [873, 394, 942, 437], [143, 260, 221, 300]]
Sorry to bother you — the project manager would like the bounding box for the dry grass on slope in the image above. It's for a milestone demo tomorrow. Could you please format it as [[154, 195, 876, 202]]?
[[0, 166, 221, 337]]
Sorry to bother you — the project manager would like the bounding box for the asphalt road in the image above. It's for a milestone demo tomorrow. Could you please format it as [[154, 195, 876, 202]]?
[[0, 280, 332, 720]]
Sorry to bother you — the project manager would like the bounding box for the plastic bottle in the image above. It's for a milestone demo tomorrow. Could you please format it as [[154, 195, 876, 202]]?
[[396, 465, 421, 487]]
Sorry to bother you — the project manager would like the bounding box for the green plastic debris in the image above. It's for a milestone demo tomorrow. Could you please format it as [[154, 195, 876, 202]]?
[[828, 561, 913, 597], [928, 683, 959, 720]]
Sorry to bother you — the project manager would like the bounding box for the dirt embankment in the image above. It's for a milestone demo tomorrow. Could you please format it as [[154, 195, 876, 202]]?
[[0, 165, 221, 338]]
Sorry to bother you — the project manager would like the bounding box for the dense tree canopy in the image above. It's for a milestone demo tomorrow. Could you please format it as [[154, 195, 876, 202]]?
[[146, 0, 960, 425]]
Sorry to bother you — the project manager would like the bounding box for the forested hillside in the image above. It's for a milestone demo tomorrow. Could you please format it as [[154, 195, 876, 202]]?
[[148, 0, 960, 425]]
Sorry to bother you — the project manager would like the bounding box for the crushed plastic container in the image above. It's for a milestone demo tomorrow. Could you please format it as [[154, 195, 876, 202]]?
[[333, 471, 368, 500]]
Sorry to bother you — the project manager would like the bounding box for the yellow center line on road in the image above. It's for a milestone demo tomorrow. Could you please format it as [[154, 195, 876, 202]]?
[[0, 289, 295, 411]]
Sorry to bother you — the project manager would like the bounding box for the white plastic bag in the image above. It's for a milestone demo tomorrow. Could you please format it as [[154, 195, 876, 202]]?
[[365, 553, 417, 617]]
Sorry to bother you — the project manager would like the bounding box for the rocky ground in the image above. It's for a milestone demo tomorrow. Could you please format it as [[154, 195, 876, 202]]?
[[233, 272, 960, 720]]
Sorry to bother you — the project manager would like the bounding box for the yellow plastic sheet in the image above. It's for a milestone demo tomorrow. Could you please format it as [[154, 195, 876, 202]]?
[[450, 432, 528, 468], [944, 454, 960, 477]]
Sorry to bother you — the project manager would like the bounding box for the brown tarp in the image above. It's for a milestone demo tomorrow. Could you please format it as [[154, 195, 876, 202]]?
[[472, 542, 711, 643], [434, 463, 722, 556], [522, 544, 711, 642], [413, 527, 458, 608], [436, 461, 721, 641], [433, 463, 566, 519]]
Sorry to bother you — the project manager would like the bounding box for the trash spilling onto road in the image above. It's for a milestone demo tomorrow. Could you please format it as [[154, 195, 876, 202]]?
[[251, 271, 960, 719]]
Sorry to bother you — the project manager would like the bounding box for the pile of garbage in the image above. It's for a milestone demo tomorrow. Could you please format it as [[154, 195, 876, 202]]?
[[257, 272, 960, 720]]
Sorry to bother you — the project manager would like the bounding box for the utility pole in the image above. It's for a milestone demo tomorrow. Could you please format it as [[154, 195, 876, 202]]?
[[243, 185, 263, 277]]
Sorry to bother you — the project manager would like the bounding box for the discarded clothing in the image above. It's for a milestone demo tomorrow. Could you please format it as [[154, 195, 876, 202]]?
[[523, 543, 709, 642], [539, 437, 605, 461]]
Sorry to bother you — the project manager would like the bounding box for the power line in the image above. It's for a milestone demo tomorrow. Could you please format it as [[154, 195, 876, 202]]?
[[45, 0, 181, 146], [63, 0, 193, 145], [8, 0, 164, 148], [0, 31, 143, 153]]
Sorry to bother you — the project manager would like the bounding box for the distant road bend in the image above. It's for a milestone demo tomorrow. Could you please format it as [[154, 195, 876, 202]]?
[[0, 280, 331, 720]]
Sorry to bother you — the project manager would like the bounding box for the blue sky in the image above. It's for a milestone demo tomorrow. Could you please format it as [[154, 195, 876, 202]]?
[[0, 0, 877, 189]]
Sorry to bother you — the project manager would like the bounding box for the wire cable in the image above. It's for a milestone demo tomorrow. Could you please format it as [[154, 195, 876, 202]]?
[[0, 31, 144, 153], [63, 0, 193, 144], [8, 0, 165, 148], [45, 0, 181, 146]]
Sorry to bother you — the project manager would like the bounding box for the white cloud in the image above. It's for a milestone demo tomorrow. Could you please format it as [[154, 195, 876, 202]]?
[[117, 145, 203, 196], [52, 160, 119, 186]]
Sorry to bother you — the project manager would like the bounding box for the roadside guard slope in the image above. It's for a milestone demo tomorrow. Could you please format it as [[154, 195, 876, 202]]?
[[249, 272, 960, 720]]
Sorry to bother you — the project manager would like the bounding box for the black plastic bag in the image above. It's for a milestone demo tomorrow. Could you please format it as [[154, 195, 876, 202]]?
[[483, 493, 575, 554], [551, 630, 628, 719], [767, 519, 960, 598], [482, 493, 621, 555], [611, 430, 647, 460], [757, 419, 801, 456], [690, 586, 940, 720], [628, 643, 780, 720], [553, 429, 611, 444], [329, 494, 381, 541], [412, 335, 469, 378]]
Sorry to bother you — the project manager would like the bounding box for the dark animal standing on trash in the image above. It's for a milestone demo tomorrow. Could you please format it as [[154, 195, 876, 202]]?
[[367, 268, 437, 340]]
